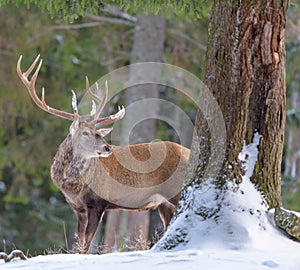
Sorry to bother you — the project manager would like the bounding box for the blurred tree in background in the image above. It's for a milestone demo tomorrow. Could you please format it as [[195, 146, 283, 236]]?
[[1, 0, 300, 254], [282, 3, 300, 210]]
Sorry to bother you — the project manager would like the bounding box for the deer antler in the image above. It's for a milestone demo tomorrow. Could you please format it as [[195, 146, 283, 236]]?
[[17, 55, 75, 121], [94, 105, 125, 126], [17, 55, 125, 125], [85, 76, 107, 120], [85, 77, 125, 126]]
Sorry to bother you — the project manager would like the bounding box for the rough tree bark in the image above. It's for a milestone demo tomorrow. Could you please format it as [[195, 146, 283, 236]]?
[[204, 0, 287, 207], [104, 14, 166, 250], [156, 0, 294, 249]]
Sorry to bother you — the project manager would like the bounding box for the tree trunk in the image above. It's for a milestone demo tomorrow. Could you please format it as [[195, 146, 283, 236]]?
[[104, 14, 166, 250], [204, 0, 287, 207], [156, 0, 289, 250]]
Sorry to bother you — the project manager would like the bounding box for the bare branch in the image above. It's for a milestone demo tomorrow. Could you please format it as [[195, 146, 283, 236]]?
[[102, 5, 137, 23], [86, 14, 135, 26], [50, 22, 105, 30], [168, 29, 207, 51], [0, 250, 27, 263]]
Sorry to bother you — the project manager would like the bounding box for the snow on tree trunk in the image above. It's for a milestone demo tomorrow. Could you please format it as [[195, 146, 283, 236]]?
[[155, 0, 289, 250]]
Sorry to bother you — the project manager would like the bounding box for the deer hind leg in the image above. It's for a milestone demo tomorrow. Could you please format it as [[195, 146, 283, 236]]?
[[81, 208, 105, 254], [158, 201, 176, 231]]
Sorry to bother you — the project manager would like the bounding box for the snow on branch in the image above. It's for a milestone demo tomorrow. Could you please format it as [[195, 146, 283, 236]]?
[[0, 250, 27, 263]]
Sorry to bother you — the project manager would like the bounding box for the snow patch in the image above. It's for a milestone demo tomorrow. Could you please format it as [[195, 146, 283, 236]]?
[[2, 247, 300, 270], [238, 132, 261, 180]]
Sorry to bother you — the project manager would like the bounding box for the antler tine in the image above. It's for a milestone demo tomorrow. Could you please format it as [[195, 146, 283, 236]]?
[[85, 79, 125, 126], [85, 77, 108, 120], [17, 55, 74, 121], [17, 55, 42, 88], [94, 105, 125, 126], [71, 90, 79, 117], [24, 54, 41, 78], [95, 80, 108, 119]]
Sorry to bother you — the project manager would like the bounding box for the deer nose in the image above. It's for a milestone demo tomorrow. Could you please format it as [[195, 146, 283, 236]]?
[[104, 145, 112, 154]]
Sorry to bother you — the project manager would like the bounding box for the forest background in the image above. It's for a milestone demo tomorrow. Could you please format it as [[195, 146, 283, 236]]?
[[1, 1, 300, 254]]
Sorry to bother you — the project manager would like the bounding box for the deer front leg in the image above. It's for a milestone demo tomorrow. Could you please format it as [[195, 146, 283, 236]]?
[[75, 210, 88, 253], [81, 207, 104, 254]]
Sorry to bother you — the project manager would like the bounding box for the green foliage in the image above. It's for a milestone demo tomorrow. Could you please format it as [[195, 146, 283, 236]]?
[[1, 198, 75, 253], [282, 183, 300, 212], [0, 0, 212, 22], [291, 0, 300, 9], [0, 0, 103, 23], [109, 0, 212, 18]]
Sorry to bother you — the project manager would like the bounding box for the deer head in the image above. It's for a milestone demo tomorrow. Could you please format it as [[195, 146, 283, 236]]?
[[17, 55, 125, 158]]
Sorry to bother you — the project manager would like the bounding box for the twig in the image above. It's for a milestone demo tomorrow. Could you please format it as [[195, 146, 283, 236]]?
[[169, 29, 207, 51], [26, 22, 105, 44], [86, 14, 135, 26], [63, 221, 69, 252], [26, 16, 134, 44], [50, 22, 105, 30], [102, 4, 137, 23], [2, 239, 6, 254]]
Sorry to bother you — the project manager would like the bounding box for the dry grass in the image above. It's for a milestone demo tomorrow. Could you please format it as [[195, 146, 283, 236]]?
[[20, 224, 164, 256], [96, 226, 163, 254]]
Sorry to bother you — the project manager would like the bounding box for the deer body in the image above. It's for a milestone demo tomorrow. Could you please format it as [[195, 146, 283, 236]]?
[[17, 55, 190, 254], [51, 128, 189, 253], [52, 139, 190, 208]]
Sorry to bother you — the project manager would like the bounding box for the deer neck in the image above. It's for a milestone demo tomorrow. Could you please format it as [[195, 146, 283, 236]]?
[[67, 154, 91, 179], [51, 134, 92, 189]]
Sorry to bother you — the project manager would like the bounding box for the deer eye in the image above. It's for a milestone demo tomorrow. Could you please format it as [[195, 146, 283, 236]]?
[[95, 133, 101, 138]]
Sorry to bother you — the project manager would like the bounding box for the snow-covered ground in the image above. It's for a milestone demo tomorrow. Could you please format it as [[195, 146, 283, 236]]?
[[1, 225, 300, 270], [3, 189, 300, 270]]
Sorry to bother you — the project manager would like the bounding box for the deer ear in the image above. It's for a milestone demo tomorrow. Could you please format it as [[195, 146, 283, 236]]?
[[70, 119, 79, 136], [97, 127, 113, 137]]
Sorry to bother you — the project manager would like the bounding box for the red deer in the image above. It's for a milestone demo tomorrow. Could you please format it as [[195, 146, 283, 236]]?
[[17, 55, 190, 253]]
